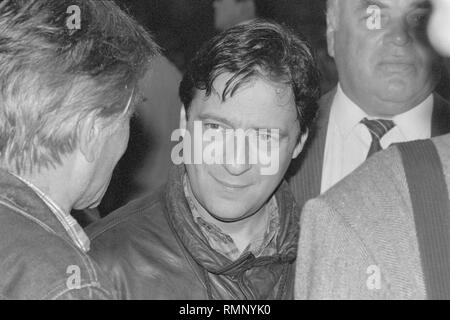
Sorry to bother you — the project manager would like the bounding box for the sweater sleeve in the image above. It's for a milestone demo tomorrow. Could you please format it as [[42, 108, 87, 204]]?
[[295, 198, 384, 300]]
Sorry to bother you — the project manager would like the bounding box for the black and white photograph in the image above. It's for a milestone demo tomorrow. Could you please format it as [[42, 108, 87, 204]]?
[[0, 0, 450, 306]]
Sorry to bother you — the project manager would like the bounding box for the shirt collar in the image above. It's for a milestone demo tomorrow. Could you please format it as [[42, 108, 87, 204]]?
[[9, 172, 90, 253], [332, 83, 434, 140], [332, 84, 370, 139], [391, 94, 433, 140]]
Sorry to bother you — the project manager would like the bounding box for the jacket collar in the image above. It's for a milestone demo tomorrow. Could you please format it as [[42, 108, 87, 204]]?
[[0, 169, 74, 245], [163, 165, 299, 276], [287, 87, 335, 210], [432, 93, 450, 137]]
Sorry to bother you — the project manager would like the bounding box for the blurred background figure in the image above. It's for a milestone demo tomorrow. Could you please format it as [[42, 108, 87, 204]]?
[[213, 0, 258, 31]]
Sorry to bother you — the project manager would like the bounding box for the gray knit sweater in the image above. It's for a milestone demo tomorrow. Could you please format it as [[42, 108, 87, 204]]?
[[295, 134, 450, 300]]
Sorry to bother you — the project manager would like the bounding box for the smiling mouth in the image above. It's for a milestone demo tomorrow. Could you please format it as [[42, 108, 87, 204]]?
[[212, 176, 250, 190]]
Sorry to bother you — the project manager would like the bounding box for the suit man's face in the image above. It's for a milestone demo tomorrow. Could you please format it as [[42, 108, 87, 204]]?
[[329, 0, 439, 117]]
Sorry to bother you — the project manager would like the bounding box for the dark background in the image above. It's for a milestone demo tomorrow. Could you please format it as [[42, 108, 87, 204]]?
[[118, 0, 330, 73], [116, 0, 449, 99]]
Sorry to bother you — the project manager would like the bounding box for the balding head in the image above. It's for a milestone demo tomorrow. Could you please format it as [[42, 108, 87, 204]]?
[[326, 0, 439, 118]]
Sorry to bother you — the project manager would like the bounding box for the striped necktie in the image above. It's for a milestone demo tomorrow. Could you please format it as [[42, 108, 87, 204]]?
[[361, 118, 396, 158]]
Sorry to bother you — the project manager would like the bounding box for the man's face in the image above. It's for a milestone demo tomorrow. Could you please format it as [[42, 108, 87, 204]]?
[[329, 0, 439, 117], [184, 74, 303, 221], [428, 0, 450, 56], [213, 0, 246, 31]]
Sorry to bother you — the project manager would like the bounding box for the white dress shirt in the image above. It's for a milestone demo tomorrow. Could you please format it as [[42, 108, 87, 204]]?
[[321, 84, 434, 193]]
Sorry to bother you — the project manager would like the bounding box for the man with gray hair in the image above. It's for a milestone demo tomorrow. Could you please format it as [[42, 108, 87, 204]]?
[[0, 0, 158, 299], [289, 0, 450, 211]]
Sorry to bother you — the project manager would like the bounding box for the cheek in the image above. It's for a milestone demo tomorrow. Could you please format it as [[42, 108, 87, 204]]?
[[336, 30, 377, 72]]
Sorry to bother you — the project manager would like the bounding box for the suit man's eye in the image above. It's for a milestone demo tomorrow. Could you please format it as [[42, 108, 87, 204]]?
[[409, 12, 429, 28]]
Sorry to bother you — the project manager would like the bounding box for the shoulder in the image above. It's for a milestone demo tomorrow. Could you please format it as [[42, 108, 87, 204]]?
[[0, 207, 115, 299], [430, 134, 450, 190], [87, 190, 173, 264], [432, 134, 450, 163], [298, 147, 425, 299], [311, 145, 410, 240], [86, 189, 206, 299], [87, 190, 164, 240]]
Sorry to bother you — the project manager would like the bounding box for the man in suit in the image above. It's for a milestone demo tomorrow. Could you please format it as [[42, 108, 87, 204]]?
[[295, 0, 450, 300], [289, 0, 450, 211]]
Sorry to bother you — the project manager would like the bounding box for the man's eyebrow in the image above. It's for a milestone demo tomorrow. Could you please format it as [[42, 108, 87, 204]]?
[[357, 0, 389, 11], [197, 113, 288, 135], [411, 0, 431, 10], [197, 113, 235, 127]]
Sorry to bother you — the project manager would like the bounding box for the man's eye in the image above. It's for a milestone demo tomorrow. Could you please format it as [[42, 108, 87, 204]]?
[[259, 133, 272, 141], [204, 123, 222, 131], [409, 13, 429, 27]]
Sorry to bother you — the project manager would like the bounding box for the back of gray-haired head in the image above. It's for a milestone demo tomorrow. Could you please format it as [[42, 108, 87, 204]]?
[[0, 0, 159, 174]]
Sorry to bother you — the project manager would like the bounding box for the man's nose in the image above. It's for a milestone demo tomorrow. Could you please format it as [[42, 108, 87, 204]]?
[[223, 161, 252, 176], [384, 20, 413, 47], [222, 142, 252, 176]]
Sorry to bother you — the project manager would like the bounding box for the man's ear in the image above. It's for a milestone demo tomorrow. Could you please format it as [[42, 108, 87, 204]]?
[[78, 113, 102, 163], [179, 105, 187, 130], [292, 130, 309, 160], [326, 13, 337, 58]]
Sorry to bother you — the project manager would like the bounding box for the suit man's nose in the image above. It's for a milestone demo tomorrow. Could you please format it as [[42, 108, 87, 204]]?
[[383, 19, 413, 47]]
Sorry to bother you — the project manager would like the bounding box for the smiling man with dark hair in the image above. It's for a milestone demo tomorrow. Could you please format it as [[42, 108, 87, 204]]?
[[87, 20, 320, 300]]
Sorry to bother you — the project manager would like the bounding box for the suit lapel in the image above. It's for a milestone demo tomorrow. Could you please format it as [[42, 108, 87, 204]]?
[[431, 93, 450, 137], [288, 88, 336, 211]]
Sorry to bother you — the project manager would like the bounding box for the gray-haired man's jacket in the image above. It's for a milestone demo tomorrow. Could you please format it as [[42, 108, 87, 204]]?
[[0, 170, 116, 299], [295, 134, 450, 300]]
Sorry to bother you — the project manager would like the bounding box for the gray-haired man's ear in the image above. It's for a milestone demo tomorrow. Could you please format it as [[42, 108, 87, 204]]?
[[292, 130, 309, 160], [78, 114, 102, 163], [179, 105, 187, 131]]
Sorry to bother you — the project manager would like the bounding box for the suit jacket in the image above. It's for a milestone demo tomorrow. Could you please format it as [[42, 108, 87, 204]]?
[[288, 88, 450, 211], [295, 134, 450, 299]]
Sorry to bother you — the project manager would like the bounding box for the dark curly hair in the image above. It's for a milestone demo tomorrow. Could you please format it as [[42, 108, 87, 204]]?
[[179, 19, 321, 136]]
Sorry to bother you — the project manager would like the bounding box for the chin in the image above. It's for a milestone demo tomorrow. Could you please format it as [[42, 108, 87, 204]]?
[[379, 80, 415, 101], [204, 199, 254, 221]]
